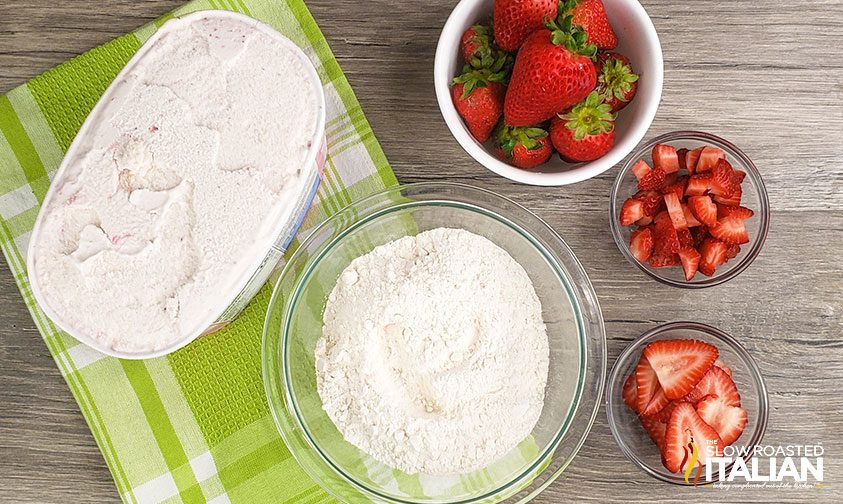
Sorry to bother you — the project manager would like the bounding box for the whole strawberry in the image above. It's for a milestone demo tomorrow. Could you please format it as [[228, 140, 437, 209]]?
[[493, 0, 558, 52], [595, 51, 639, 111], [566, 0, 617, 49], [493, 123, 554, 169], [504, 15, 597, 126], [452, 58, 508, 142], [550, 91, 616, 162], [461, 24, 492, 63]]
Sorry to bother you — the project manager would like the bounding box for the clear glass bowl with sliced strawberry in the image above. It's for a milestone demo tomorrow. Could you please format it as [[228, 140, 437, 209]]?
[[610, 131, 770, 288], [606, 322, 769, 485]]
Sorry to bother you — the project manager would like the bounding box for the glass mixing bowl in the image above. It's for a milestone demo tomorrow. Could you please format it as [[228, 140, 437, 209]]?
[[263, 182, 607, 503]]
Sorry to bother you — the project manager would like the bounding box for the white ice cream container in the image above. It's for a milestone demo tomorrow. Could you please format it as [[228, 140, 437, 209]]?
[[26, 11, 327, 359]]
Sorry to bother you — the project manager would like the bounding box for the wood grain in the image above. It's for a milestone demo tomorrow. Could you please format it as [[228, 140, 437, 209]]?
[[1, 0, 842, 502]]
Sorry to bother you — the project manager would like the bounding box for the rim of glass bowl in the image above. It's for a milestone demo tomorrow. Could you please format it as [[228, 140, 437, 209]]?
[[609, 130, 771, 289], [605, 321, 770, 485], [262, 182, 607, 503]]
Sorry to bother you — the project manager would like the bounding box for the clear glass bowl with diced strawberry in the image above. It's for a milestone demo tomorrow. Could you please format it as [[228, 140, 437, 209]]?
[[606, 322, 769, 485], [610, 131, 770, 288]]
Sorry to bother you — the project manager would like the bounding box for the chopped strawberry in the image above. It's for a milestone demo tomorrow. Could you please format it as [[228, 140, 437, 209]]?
[[696, 395, 748, 445], [661, 175, 687, 202], [677, 148, 689, 171], [717, 204, 754, 220], [633, 190, 664, 216], [733, 170, 747, 183], [686, 147, 703, 174], [662, 402, 724, 473], [664, 192, 687, 230], [629, 226, 655, 262], [635, 355, 661, 412], [714, 359, 733, 377], [676, 228, 694, 248], [631, 159, 652, 181], [710, 216, 750, 244], [695, 146, 725, 172], [620, 198, 645, 226], [684, 364, 741, 407], [643, 339, 718, 400], [638, 167, 667, 191], [652, 144, 680, 174], [678, 246, 701, 281], [623, 373, 639, 412], [636, 216, 653, 226], [649, 252, 680, 267], [713, 187, 742, 206], [653, 211, 680, 255], [725, 243, 741, 259], [699, 238, 728, 276], [709, 159, 738, 197], [682, 204, 702, 227], [691, 225, 710, 248], [640, 414, 666, 449], [688, 195, 717, 227], [685, 174, 712, 196]]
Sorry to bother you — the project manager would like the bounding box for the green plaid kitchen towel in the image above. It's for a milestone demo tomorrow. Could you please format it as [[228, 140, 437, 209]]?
[[0, 1, 397, 502]]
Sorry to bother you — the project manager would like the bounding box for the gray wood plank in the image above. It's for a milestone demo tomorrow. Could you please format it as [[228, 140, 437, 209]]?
[[1, 0, 842, 502]]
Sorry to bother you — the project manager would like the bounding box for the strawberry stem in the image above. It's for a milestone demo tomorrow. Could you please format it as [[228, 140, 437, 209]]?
[[599, 57, 639, 102], [559, 91, 616, 140], [452, 52, 510, 99], [494, 123, 548, 158]]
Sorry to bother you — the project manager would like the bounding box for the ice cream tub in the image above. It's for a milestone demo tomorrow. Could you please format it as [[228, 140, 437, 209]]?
[[25, 10, 327, 359]]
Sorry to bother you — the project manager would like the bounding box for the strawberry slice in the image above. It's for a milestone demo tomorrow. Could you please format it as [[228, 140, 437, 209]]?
[[642, 339, 718, 400], [654, 399, 682, 423], [640, 414, 667, 449], [664, 192, 687, 231], [691, 225, 710, 248], [639, 167, 667, 191], [695, 146, 725, 172], [631, 159, 652, 181], [676, 228, 694, 248], [714, 359, 733, 377], [642, 386, 670, 416], [685, 174, 712, 196], [725, 243, 741, 259], [699, 238, 728, 276], [682, 204, 702, 227], [653, 211, 680, 255], [712, 187, 742, 206], [732, 170, 747, 183], [710, 216, 750, 244], [620, 198, 645, 226], [684, 365, 741, 406], [686, 147, 703, 174], [636, 216, 653, 226], [649, 252, 680, 267], [709, 159, 738, 197], [635, 355, 661, 412], [629, 226, 655, 262], [678, 246, 701, 281], [661, 175, 687, 202], [662, 402, 724, 473], [653, 144, 680, 174], [623, 374, 639, 412], [688, 195, 717, 227], [633, 190, 664, 217], [717, 204, 754, 220], [696, 395, 748, 445], [677, 148, 689, 171]]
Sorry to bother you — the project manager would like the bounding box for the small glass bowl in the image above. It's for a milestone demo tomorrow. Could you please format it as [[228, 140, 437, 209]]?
[[605, 322, 769, 485], [609, 131, 770, 288]]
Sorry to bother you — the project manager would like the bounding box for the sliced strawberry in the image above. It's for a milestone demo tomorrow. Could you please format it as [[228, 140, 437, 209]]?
[[653, 211, 680, 255], [725, 243, 741, 259], [676, 228, 694, 248], [629, 226, 655, 262], [683, 204, 702, 227], [635, 355, 660, 412], [662, 402, 724, 473], [717, 204, 754, 220], [684, 365, 741, 407], [709, 159, 738, 197], [686, 147, 703, 174], [695, 146, 725, 172], [714, 359, 733, 377], [688, 195, 717, 227], [631, 159, 652, 181], [620, 198, 645, 226], [633, 190, 664, 217], [623, 374, 639, 412], [638, 167, 667, 191], [685, 174, 712, 196], [640, 414, 667, 449], [661, 175, 687, 202], [699, 238, 728, 276], [654, 399, 682, 423], [677, 148, 689, 171], [642, 339, 718, 400], [642, 386, 670, 416], [696, 395, 748, 445], [710, 216, 750, 244], [678, 246, 701, 281], [732, 170, 747, 183], [713, 187, 742, 206], [649, 252, 680, 267], [664, 192, 687, 231], [653, 144, 680, 174], [636, 216, 653, 226], [691, 225, 710, 248]]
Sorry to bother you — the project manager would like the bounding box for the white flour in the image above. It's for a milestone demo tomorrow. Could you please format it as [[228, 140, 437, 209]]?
[[315, 228, 549, 475]]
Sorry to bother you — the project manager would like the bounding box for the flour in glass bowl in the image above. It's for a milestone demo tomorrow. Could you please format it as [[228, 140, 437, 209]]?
[[315, 227, 550, 475]]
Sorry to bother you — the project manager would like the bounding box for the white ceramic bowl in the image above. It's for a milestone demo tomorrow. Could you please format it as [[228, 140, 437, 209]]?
[[434, 0, 664, 186]]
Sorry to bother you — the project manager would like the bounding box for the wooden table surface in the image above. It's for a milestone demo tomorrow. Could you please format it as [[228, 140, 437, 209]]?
[[1, 0, 842, 502]]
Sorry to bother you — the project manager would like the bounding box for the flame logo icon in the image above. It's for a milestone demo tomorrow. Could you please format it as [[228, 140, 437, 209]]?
[[684, 440, 699, 484]]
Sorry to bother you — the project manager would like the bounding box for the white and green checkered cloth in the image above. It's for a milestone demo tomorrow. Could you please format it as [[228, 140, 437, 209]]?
[[0, 1, 397, 502]]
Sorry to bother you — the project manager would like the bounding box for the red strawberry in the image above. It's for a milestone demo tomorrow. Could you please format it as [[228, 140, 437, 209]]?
[[695, 146, 725, 172], [630, 159, 652, 181], [698, 238, 728, 276], [677, 148, 689, 171], [683, 204, 702, 227], [717, 204, 754, 220], [629, 226, 655, 262], [550, 91, 616, 162], [678, 246, 701, 281], [709, 159, 738, 197], [685, 174, 712, 196], [635, 355, 669, 414], [710, 216, 750, 244], [733, 170, 747, 183], [649, 252, 680, 268], [696, 395, 748, 445], [686, 147, 703, 174], [620, 198, 645, 226], [642, 339, 718, 400], [633, 190, 664, 217], [663, 402, 724, 473], [714, 359, 733, 377], [493, 124, 554, 169], [661, 175, 687, 202], [652, 144, 680, 174], [691, 225, 710, 248], [504, 24, 597, 126], [452, 63, 507, 142], [461, 24, 492, 64], [725, 243, 741, 259], [638, 168, 667, 191], [712, 187, 742, 206], [594, 51, 638, 112], [493, 0, 558, 52], [677, 228, 694, 248], [635, 216, 653, 226], [653, 211, 680, 255], [568, 0, 618, 49], [684, 366, 741, 407], [688, 195, 717, 227], [640, 415, 666, 449], [623, 374, 639, 412], [663, 192, 687, 231]]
